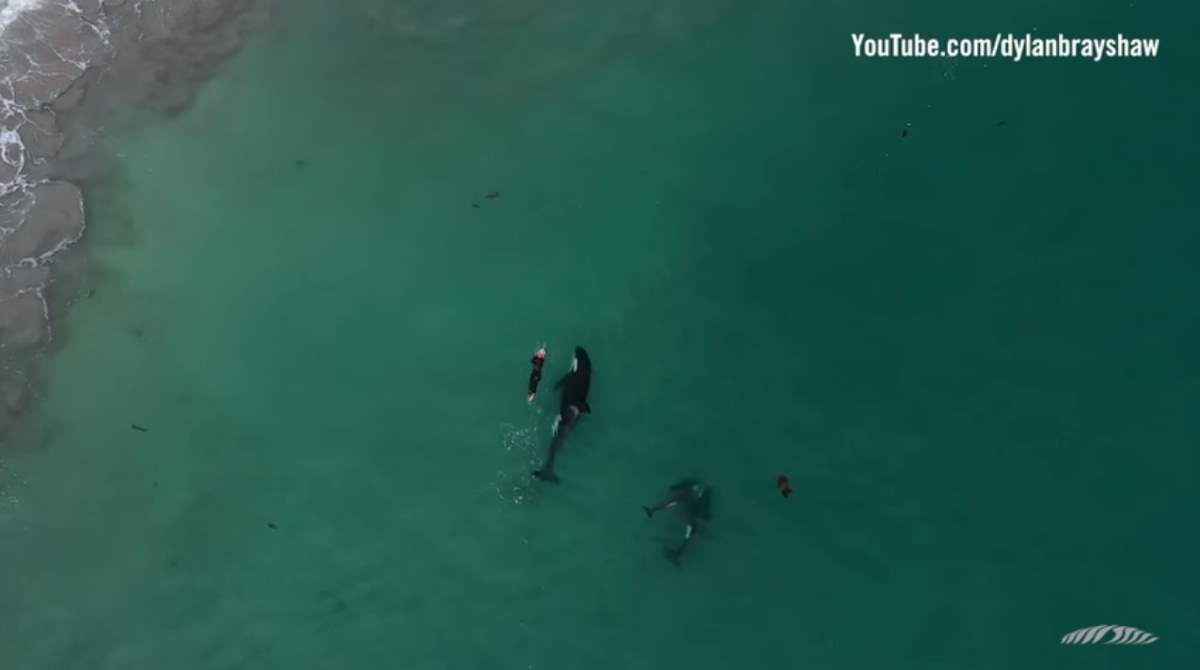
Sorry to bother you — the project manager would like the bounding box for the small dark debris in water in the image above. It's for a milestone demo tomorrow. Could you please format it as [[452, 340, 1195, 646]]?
[[267, 522, 279, 530], [900, 128, 909, 139], [295, 159, 306, 168], [87, 289, 96, 298], [131, 424, 148, 432], [471, 203, 480, 209], [153, 481, 159, 487], [995, 120, 1008, 127], [168, 558, 179, 569], [485, 191, 500, 199], [133, 328, 144, 338], [316, 590, 348, 614]]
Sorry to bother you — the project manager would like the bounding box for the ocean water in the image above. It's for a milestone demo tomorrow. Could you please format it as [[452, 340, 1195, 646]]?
[[2, 1, 1198, 668]]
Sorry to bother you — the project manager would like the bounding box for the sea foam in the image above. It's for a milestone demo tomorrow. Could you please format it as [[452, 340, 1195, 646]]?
[[0, 0, 111, 432], [0, 0, 45, 33], [0, 0, 271, 434]]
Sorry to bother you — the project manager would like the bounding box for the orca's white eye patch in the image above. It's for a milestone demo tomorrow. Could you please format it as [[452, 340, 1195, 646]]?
[[571, 357, 578, 372]]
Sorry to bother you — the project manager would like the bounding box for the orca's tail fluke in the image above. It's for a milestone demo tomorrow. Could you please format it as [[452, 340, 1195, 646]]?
[[642, 506, 655, 518], [532, 468, 560, 484]]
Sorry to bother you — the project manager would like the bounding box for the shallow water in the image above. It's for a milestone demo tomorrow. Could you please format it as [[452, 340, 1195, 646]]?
[[2, 1, 1198, 668]]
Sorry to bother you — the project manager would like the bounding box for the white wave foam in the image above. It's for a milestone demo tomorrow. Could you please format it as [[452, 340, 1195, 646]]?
[[0, 0, 109, 349], [0, 127, 26, 183], [0, 0, 45, 35]]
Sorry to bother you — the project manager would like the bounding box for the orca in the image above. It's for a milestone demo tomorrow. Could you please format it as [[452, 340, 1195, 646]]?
[[644, 479, 713, 565], [532, 346, 592, 483]]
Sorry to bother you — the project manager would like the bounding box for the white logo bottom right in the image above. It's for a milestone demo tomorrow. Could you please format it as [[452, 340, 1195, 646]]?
[[1061, 625, 1158, 645]]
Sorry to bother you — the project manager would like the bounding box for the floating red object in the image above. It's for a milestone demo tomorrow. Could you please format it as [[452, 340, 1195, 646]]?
[[776, 475, 793, 498]]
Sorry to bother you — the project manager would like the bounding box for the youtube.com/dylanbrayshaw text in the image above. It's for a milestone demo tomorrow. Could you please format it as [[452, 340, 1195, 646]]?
[[851, 33, 1160, 62]]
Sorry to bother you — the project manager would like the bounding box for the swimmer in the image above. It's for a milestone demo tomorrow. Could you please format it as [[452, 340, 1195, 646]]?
[[528, 345, 547, 403]]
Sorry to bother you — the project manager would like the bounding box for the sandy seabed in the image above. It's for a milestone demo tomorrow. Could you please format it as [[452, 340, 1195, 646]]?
[[0, 0, 268, 435]]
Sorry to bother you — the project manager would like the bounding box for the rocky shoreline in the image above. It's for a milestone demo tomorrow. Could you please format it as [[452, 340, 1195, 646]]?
[[0, 0, 269, 436]]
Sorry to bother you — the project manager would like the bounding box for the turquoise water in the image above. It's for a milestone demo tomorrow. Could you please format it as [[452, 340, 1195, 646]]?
[[2, 1, 1198, 668]]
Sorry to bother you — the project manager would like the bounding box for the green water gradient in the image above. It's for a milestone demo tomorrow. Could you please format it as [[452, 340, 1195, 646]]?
[[2, 1, 1197, 668]]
